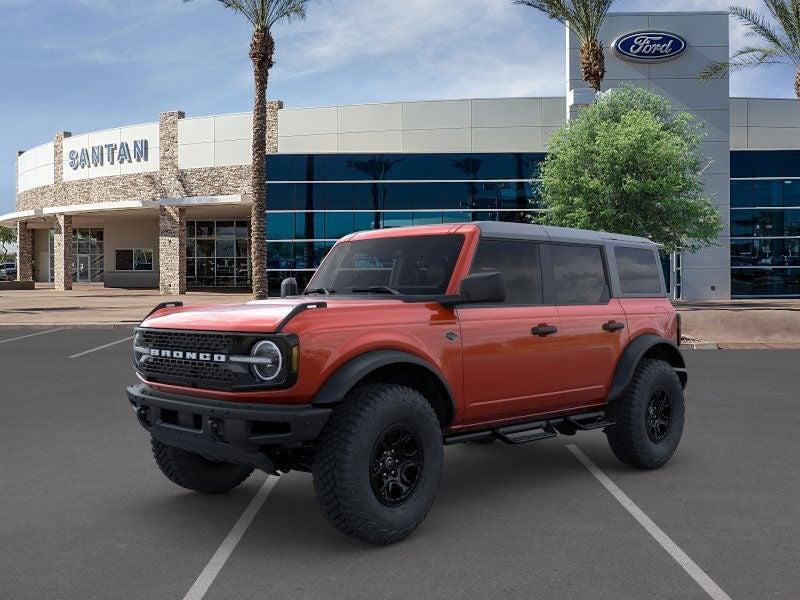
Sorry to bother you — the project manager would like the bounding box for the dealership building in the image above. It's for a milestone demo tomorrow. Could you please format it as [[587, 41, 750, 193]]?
[[4, 10, 800, 299]]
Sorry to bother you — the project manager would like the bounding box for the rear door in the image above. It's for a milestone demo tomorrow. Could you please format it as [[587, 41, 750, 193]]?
[[547, 243, 628, 409], [458, 239, 563, 427]]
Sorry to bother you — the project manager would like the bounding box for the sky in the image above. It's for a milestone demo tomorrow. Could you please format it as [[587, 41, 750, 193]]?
[[0, 0, 797, 215]]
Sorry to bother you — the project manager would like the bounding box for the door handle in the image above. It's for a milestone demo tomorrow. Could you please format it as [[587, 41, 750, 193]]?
[[532, 324, 558, 337], [602, 320, 625, 332]]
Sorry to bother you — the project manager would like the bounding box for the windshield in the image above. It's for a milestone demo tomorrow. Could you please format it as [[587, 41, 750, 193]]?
[[306, 234, 465, 296]]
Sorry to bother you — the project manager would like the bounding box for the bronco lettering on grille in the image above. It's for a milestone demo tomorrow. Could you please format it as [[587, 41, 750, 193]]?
[[147, 348, 227, 362]]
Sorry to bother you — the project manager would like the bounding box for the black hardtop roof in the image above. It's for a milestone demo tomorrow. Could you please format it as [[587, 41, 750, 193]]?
[[472, 221, 655, 247]]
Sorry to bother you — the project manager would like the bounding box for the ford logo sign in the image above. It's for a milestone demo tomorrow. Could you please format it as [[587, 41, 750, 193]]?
[[613, 31, 687, 63]]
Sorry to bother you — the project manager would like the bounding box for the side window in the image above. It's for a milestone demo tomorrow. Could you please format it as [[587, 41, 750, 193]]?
[[615, 246, 663, 294], [550, 244, 608, 304], [469, 240, 543, 305]]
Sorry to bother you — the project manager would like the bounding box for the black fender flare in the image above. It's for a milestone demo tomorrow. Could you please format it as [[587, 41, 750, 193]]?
[[311, 349, 456, 426], [606, 335, 687, 403]]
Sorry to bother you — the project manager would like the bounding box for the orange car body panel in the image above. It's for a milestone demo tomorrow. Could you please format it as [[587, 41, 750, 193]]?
[[138, 223, 677, 434]]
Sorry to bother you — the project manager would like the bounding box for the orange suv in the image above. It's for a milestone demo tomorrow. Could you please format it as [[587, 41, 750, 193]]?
[[128, 222, 686, 544]]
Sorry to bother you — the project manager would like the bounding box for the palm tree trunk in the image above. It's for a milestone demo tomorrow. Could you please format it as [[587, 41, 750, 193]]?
[[249, 29, 274, 300], [580, 40, 605, 92], [796, 68, 800, 102]]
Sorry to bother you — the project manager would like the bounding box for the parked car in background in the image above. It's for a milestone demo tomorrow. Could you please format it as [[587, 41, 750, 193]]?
[[0, 262, 16, 281], [127, 222, 686, 544]]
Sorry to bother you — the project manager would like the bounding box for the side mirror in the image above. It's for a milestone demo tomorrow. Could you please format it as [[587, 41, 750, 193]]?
[[440, 271, 505, 307], [280, 277, 299, 298]]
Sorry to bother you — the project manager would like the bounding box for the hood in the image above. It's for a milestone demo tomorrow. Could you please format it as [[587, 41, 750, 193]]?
[[140, 299, 313, 333], [139, 297, 402, 333]]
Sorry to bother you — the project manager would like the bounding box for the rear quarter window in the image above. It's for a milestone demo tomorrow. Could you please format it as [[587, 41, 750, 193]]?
[[615, 246, 663, 294]]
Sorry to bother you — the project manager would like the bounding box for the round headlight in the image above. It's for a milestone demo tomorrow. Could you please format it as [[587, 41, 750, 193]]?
[[251, 340, 282, 382]]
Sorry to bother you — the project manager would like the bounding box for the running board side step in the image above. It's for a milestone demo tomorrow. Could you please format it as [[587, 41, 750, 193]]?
[[444, 410, 613, 446]]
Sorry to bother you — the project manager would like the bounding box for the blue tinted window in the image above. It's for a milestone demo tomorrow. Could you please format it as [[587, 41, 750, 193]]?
[[443, 211, 471, 223], [266, 155, 296, 181], [267, 184, 295, 210], [412, 182, 442, 209], [353, 183, 380, 210], [294, 183, 325, 211], [754, 151, 783, 177], [381, 183, 413, 210], [786, 210, 800, 235], [382, 212, 413, 228], [267, 242, 294, 270], [732, 268, 800, 296], [413, 211, 443, 225], [731, 210, 754, 237], [355, 211, 380, 231], [266, 213, 294, 240], [444, 155, 486, 180], [731, 239, 800, 267], [783, 180, 800, 207], [295, 212, 324, 239], [730, 181, 753, 208], [442, 183, 469, 209], [325, 212, 355, 239], [324, 183, 354, 210], [412, 154, 442, 180], [754, 180, 783, 207], [730, 151, 754, 178]]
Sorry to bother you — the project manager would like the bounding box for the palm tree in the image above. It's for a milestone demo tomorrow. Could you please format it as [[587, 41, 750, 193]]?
[[184, 0, 314, 299], [699, 3, 800, 101], [515, 0, 615, 92]]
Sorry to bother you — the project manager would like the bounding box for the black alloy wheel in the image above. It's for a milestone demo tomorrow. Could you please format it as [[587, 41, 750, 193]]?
[[370, 424, 424, 506], [645, 386, 672, 443]]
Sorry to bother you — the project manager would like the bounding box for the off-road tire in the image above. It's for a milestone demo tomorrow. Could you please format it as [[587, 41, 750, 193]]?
[[151, 438, 253, 494], [605, 358, 684, 469], [312, 383, 443, 544]]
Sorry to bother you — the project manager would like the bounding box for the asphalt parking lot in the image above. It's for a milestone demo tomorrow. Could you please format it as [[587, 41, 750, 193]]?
[[1, 328, 798, 600]]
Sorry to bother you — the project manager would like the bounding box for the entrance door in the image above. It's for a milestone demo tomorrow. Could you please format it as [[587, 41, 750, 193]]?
[[77, 255, 90, 282]]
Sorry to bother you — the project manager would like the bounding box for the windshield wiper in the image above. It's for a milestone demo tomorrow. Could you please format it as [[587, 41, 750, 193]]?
[[350, 286, 402, 295], [304, 288, 333, 295]]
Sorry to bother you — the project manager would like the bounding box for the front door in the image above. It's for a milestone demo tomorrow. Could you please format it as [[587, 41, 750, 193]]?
[[77, 255, 90, 282], [458, 239, 563, 428], [548, 243, 628, 409]]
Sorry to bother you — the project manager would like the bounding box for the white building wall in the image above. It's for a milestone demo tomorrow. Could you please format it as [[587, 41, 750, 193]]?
[[730, 98, 800, 150], [17, 142, 55, 193], [177, 112, 253, 169], [568, 11, 731, 300], [61, 123, 160, 182]]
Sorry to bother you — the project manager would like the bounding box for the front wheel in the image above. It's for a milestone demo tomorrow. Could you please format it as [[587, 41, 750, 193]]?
[[605, 358, 685, 469], [312, 383, 443, 544], [151, 438, 253, 494]]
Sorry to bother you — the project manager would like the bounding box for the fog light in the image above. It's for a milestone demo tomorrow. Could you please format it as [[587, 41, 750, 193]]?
[[136, 406, 150, 426]]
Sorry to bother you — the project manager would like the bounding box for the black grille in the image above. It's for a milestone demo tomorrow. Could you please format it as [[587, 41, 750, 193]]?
[[136, 329, 247, 389], [138, 330, 242, 355]]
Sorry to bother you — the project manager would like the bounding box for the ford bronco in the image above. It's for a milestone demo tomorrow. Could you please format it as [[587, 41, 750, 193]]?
[[128, 222, 686, 544]]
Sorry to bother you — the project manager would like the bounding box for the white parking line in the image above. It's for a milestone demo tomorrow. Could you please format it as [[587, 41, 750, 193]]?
[[68, 335, 134, 359], [567, 445, 733, 600], [183, 476, 278, 600], [0, 329, 63, 345]]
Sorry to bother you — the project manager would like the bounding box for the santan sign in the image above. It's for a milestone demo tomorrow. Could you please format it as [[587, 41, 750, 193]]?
[[613, 31, 687, 62], [68, 139, 149, 170]]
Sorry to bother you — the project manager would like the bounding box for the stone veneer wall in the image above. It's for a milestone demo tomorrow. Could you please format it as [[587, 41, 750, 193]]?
[[53, 214, 73, 291], [15, 222, 33, 281], [158, 206, 186, 295]]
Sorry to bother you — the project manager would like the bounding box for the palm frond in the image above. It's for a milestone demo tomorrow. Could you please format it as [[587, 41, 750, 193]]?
[[515, 0, 615, 43], [764, 0, 800, 45], [699, 46, 789, 80], [730, 5, 800, 64], [186, 0, 312, 30]]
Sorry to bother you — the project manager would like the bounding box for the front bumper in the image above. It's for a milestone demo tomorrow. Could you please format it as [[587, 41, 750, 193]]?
[[127, 384, 331, 473]]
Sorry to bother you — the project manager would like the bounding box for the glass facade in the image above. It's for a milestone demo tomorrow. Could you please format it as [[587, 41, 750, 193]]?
[[264, 152, 546, 291], [186, 220, 251, 288], [731, 151, 800, 297]]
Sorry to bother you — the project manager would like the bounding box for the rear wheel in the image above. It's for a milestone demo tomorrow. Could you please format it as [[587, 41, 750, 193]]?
[[312, 383, 443, 544], [605, 359, 684, 469], [151, 438, 253, 494]]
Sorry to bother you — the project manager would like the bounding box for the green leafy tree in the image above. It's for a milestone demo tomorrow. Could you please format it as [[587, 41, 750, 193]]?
[[183, 0, 316, 299], [0, 226, 15, 263], [536, 84, 722, 253], [699, 2, 800, 100], [515, 0, 615, 91]]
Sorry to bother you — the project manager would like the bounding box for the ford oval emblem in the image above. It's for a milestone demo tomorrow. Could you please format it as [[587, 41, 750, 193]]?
[[613, 31, 687, 63]]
